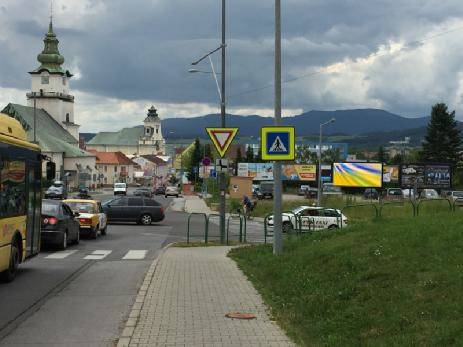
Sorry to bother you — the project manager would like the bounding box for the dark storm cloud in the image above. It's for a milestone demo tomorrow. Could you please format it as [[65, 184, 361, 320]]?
[[2, 0, 463, 116]]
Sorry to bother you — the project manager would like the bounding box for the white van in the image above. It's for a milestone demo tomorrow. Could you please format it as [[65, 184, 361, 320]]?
[[113, 182, 127, 195]]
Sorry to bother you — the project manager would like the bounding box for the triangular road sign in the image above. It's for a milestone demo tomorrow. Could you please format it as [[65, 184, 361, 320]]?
[[206, 127, 239, 157], [269, 136, 287, 153]]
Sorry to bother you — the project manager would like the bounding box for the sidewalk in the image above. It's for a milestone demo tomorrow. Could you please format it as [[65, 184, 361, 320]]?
[[118, 246, 294, 346], [183, 195, 214, 215]]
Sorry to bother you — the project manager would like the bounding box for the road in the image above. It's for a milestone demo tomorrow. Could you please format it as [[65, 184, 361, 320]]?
[[0, 192, 197, 347]]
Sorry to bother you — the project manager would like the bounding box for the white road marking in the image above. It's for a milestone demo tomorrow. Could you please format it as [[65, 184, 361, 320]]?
[[45, 250, 78, 259], [122, 250, 148, 260], [84, 250, 112, 260]]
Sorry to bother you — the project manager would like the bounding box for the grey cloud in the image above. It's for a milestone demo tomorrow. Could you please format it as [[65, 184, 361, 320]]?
[[2, 0, 463, 118]]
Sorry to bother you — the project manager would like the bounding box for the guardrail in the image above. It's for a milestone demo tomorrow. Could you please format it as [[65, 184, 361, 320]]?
[[187, 213, 207, 244], [226, 214, 244, 244], [206, 213, 221, 243], [416, 198, 452, 216], [342, 203, 379, 219]]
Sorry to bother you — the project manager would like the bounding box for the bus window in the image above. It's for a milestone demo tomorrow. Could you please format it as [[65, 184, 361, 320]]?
[[0, 160, 26, 218]]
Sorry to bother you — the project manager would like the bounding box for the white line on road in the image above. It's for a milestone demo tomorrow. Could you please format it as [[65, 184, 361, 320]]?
[[84, 250, 112, 260], [45, 250, 78, 259], [122, 250, 148, 260]]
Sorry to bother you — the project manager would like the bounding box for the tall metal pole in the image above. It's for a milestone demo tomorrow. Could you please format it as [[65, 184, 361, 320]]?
[[33, 92, 37, 143], [273, 0, 283, 254], [219, 0, 227, 244], [317, 125, 323, 206]]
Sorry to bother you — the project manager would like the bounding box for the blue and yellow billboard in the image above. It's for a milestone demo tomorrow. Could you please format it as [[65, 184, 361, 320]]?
[[333, 162, 383, 188]]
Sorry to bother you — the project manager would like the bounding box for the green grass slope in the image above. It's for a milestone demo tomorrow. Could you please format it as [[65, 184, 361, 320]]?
[[230, 214, 463, 346]]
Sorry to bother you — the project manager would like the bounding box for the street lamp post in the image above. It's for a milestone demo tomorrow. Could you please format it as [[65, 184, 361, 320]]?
[[317, 118, 336, 207], [189, 1, 227, 243]]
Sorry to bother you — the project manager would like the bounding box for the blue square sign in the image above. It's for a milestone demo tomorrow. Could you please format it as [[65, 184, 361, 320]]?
[[261, 126, 295, 161]]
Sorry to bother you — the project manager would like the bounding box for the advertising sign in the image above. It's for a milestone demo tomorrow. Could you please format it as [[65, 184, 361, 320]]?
[[333, 162, 383, 188], [282, 165, 316, 181], [401, 164, 425, 188], [425, 165, 451, 188], [238, 163, 316, 181], [383, 165, 400, 183]]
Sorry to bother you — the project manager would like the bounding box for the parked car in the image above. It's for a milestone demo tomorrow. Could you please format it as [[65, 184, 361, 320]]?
[[102, 197, 165, 225], [154, 186, 166, 195], [298, 185, 310, 196], [64, 199, 108, 238], [257, 182, 274, 199], [41, 199, 80, 249], [113, 182, 127, 195], [402, 188, 416, 199], [165, 186, 179, 198], [445, 191, 463, 206], [322, 183, 342, 195], [384, 188, 404, 200], [363, 188, 379, 200], [76, 187, 91, 199], [134, 187, 153, 198], [419, 189, 439, 199], [267, 206, 348, 233], [44, 181, 67, 200]]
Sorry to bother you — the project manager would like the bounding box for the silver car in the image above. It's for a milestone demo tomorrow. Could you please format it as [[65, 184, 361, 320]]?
[[165, 186, 179, 198]]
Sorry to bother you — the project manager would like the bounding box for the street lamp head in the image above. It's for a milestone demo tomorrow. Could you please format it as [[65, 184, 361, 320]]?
[[329, 118, 336, 123], [188, 69, 199, 73]]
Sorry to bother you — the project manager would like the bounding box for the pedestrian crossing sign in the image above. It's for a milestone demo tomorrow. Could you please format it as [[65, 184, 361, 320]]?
[[261, 126, 295, 161]]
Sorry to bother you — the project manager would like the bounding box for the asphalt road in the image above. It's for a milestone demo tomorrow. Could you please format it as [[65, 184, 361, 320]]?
[[0, 192, 198, 347]]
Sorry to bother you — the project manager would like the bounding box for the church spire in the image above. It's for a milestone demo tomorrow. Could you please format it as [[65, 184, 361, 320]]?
[[33, 14, 66, 74]]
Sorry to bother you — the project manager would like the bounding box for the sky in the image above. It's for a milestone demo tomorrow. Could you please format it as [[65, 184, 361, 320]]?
[[1, 0, 463, 132]]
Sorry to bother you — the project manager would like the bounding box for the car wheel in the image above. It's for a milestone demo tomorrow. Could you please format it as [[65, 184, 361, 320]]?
[[282, 222, 293, 233], [1, 241, 20, 282], [176, 194, 179, 198], [61, 232, 67, 250], [101, 225, 107, 236], [140, 214, 152, 225], [165, 195, 168, 198], [91, 227, 98, 239], [75, 230, 80, 244]]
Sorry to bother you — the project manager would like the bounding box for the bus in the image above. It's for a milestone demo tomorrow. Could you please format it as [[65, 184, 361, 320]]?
[[0, 113, 48, 282]]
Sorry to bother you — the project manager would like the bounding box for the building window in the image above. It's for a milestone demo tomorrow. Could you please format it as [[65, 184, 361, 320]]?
[[146, 128, 150, 135], [66, 113, 70, 123], [114, 166, 117, 172], [156, 126, 159, 134], [121, 166, 126, 172], [62, 77, 66, 85], [104, 166, 107, 172], [41, 76, 49, 84]]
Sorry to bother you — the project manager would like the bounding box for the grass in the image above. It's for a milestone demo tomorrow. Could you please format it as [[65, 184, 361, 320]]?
[[229, 211, 463, 346]]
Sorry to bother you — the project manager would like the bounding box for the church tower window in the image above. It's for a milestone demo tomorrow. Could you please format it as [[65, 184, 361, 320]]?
[[66, 113, 70, 123], [41, 76, 49, 84]]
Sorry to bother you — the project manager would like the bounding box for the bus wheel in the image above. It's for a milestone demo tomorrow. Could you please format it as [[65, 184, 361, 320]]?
[[2, 242, 20, 282]]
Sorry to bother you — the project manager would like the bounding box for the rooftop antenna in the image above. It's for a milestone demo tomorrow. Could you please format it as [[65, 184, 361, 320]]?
[[50, 0, 53, 24]]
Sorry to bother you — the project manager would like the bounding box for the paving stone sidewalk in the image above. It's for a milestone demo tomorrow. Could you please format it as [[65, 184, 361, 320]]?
[[118, 246, 294, 346]]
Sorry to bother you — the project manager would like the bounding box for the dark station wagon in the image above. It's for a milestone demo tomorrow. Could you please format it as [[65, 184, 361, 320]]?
[[102, 197, 165, 225]]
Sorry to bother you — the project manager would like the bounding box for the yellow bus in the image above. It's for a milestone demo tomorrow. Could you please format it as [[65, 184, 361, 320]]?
[[0, 113, 45, 282]]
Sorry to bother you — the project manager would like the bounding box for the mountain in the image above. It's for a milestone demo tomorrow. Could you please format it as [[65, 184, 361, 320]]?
[[162, 109, 430, 138]]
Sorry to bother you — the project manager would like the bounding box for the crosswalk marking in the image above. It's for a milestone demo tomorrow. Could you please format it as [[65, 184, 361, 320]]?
[[45, 250, 78, 259], [84, 250, 112, 260], [122, 250, 148, 260]]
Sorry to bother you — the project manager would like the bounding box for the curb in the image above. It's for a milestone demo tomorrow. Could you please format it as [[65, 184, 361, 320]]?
[[116, 243, 174, 347]]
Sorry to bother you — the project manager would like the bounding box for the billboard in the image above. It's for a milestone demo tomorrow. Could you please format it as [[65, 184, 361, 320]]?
[[425, 165, 451, 188], [237, 163, 317, 181], [401, 164, 425, 188], [282, 165, 316, 181], [383, 165, 400, 183], [333, 162, 383, 188]]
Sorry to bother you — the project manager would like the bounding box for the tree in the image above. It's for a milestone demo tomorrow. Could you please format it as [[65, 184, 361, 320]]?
[[204, 143, 213, 159], [236, 147, 243, 163], [421, 103, 462, 165], [322, 148, 341, 164], [187, 138, 202, 182], [376, 146, 388, 163], [245, 145, 254, 162]]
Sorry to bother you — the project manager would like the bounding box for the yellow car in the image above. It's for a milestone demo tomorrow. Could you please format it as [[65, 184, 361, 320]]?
[[64, 199, 108, 239]]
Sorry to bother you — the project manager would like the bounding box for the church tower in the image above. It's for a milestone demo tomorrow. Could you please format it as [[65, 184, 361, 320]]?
[[139, 106, 165, 155], [27, 20, 79, 140]]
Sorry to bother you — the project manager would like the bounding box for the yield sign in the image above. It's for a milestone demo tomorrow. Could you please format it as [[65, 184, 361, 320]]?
[[205, 127, 239, 158]]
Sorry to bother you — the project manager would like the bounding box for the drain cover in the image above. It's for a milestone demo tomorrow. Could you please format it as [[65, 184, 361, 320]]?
[[225, 312, 256, 319]]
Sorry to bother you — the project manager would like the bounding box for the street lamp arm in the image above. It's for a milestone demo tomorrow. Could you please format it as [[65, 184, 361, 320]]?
[[191, 44, 227, 65]]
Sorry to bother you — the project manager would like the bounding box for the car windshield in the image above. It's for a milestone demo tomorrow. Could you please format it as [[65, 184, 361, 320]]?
[[52, 182, 63, 187], [291, 206, 308, 215], [324, 185, 341, 192], [389, 189, 402, 195], [42, 202, 59, 216], [115, 183, 126, 188], [66, 202, 96, 213], [453, 191, 463, 197]]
